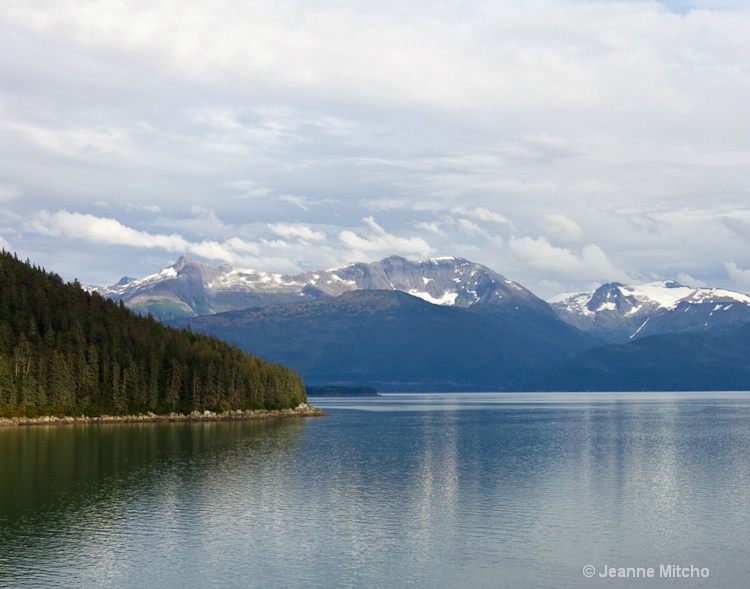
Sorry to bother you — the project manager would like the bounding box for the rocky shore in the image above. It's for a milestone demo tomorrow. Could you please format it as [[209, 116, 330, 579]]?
[[0, 403, 326, 427]]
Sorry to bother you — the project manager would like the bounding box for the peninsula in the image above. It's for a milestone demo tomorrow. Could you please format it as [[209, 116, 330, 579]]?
[[0, 251, 318, 421]]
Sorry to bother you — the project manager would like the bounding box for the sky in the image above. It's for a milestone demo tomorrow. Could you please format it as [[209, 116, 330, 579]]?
[[1, 0, 749, 299]]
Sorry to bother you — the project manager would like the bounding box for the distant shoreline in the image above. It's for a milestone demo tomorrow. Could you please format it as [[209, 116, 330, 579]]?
[[0, 403, 326, 427], [305, 385, 379, 397]]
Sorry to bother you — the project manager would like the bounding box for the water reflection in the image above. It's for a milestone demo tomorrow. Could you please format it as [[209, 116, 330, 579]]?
[[2, 394, 750, 588], [0, 420, 307, 589], [311, 394, 750, 587]]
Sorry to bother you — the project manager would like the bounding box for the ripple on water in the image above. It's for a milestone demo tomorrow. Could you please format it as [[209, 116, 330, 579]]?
[[2, 394, 750, 588]]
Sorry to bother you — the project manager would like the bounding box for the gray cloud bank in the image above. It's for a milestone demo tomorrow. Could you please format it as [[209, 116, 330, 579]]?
[[1, 0, 749, 297]]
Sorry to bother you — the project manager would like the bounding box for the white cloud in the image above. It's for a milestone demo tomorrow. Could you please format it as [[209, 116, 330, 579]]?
[[278, 195, 309, 211], [224, 237, 260, 256], [365, 198, 415, 212], [2, 0, 750, 292], [414, 221, 445, 235], [725, 262, 750, 292], [544, 214, 582, 242], [508, 236, 628, 282], [453, 207, 512, 226], [364, 197, 446, 213], [509, 236, 579, 272], [268, 223, 326, 243], [339, 217, 432, 259], [260, 239, 292, 250], [675, 272, 707, 288], [226, 180, 273, 199], [26, 210, 187, 248], [126, 203, 161, 214], [3, 118, 132, 160], [24, 210, 238, 263], [456, 218, 486, 237]]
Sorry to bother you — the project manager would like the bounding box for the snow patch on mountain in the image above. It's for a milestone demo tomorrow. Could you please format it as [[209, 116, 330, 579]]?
[[548, 281, 746, 315], [408, 290, 459, 305], [617, 282, 695, 310]]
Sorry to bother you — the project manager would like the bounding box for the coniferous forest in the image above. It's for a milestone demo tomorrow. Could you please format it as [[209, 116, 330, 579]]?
[[0, 251, 307, 418]]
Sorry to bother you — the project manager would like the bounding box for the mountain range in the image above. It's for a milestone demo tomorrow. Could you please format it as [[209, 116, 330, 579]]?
[[550, 281, 750, 343], [95, 254, 549, 319], [94, 255, 750, 391]]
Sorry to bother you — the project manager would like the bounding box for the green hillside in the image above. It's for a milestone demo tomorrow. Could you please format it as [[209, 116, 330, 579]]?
[[0, 251, 306, 418]]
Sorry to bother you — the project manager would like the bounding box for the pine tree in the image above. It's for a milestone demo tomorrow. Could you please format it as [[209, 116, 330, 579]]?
[[0, 251, 308, 417]]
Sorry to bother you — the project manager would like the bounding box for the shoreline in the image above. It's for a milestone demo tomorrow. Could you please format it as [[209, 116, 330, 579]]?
[[0, 403, 326, 427]]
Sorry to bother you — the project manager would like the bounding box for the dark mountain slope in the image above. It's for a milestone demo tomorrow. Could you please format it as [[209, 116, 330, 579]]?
[[175, 290, 598, 392], [522, 323, 750, 391]]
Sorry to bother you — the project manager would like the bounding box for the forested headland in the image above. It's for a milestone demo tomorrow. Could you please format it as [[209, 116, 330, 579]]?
[[0, 251, 307, 418]]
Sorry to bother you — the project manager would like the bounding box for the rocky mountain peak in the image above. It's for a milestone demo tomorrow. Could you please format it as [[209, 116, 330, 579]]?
[[172, 255, 193, 271]]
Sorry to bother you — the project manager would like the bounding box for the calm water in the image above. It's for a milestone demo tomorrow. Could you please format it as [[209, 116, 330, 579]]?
[[2, 393, 750, 588]]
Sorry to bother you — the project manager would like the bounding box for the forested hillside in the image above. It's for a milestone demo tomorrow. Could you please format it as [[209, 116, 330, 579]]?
[[0, 251, 306, 418]]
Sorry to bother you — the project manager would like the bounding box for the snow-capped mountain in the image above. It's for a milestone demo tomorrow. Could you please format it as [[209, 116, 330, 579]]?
[[549, 281, 750, 343], [95, 255, 550, 319]]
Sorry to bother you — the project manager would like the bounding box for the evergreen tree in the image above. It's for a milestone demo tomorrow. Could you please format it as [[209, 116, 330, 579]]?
[[0, 251, 306, 417]]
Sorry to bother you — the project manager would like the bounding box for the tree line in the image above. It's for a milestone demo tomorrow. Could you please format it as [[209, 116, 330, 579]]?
[[0, 251, 306, 418]]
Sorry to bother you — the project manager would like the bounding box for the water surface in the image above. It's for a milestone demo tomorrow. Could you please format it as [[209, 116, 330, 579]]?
[[1, 392, 749, 588]]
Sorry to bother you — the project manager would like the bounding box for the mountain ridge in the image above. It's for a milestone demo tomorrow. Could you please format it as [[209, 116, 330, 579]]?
[[94, 254, 551, 319], [93, 255, 750, 343], [549, 281, 750, 343]]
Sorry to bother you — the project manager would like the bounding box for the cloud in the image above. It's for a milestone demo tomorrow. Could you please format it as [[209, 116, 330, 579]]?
[[452, 207, 512, 226], [278, 195, 309, 211], [26, 210, 188, 248], [0, 184, 21, 202], [544, 214, 582, 242], [456, 218, 486, 237], [414, 211, 510, 241], [2, 0, 750, 295], [508, 236, 628, 282], [3, 119, 131, 160], [339, 217, 432, 259], [414, 221, 445, 235], [720, 216, 750, 244], [223, 237, 260, 256], [226, 180, 273, 200], [126, 203, 162, 214], [725, 262, 750, 292], [675, 272, 707, 288], [364, 197, 447, 213], [24, 210, 242, 263], [268, 223, 326, 243]]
